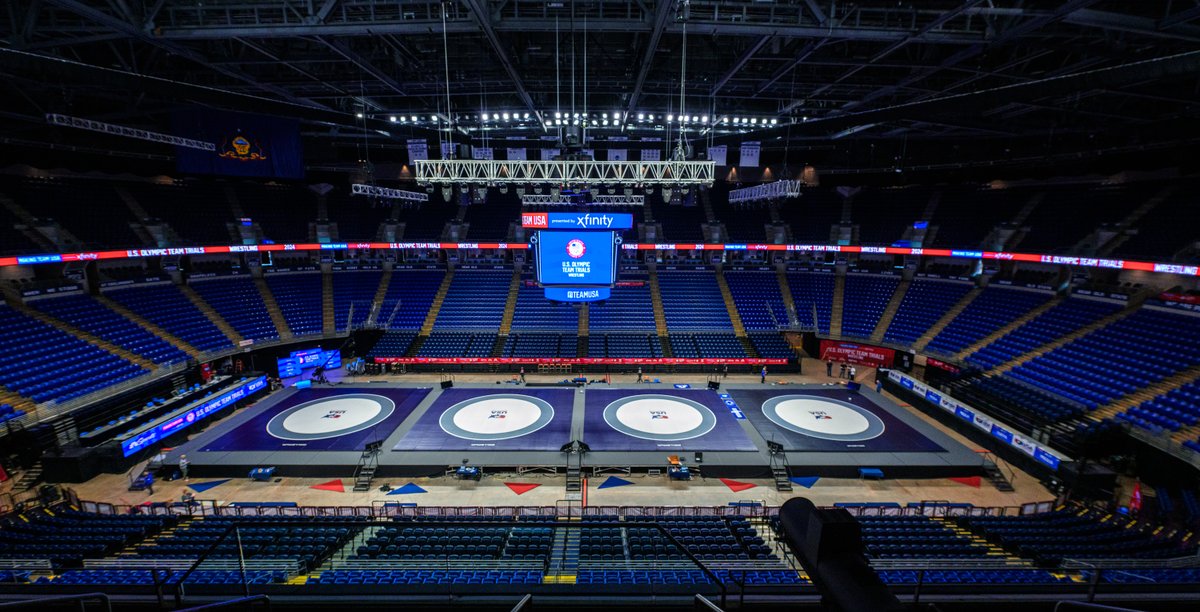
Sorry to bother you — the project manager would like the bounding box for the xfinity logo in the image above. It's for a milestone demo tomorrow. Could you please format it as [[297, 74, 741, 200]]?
[[575, 213, 615, 228]]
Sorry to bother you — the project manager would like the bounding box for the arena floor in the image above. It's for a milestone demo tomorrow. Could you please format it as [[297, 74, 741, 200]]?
[[47, 359, 1055, 511]]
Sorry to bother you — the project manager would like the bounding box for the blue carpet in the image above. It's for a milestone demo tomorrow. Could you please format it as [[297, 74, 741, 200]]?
[[790, 476, 820, 489], [597, 476, 634, 490], [387, 483, 428, 495], [187, 479, 231, 493]]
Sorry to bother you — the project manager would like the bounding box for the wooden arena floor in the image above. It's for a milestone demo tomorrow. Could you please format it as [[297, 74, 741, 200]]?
[[57, 359, 1055, 511]]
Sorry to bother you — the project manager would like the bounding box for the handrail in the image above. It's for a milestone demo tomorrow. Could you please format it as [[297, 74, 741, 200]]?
[[174, 595, 270, 612], [509, 594, 533, 612], [0, 593, 112, 612], [694, 594, 725, 612]]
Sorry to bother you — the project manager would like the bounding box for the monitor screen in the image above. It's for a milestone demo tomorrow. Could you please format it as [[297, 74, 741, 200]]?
[[535, 230, 617, 286]]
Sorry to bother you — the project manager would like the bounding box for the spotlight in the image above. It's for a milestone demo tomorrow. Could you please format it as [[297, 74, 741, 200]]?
[[555, 112, 562, 119], [667, 114, 674, 122], [637, 113, 645, 121], [802, 116, 809, 121], [389, 115, 397, 122], [751, 118, 758, 124], [702, 115, 708, 122], [722, 116, 728, 123], [770, 118, 778, 125], [410, 115, 417, 122], [612, 112, 619, 119], [603, 120, 609, 126], [691, 115, 698, 122], [613, 118, 620, 125], [399, 116, 407, 122], [523, 113, 530, 119], [430, 115, 438, 122], [355, 112, 364, 119], [503, 113, 510, 120]]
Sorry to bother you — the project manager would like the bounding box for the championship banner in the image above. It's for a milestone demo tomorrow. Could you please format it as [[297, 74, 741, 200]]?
[[372, 357, 789, 366], [507, 147, 526, 160], [440, 141, 455, 159], [708, 145, 728, 166], [740, 141, 761, 167], [407, 139, 428, 161], [641, 148, 661, 162], [819, 340, 896, 368], [472, 147, 494, 160], [172, 109, 303, 179], [541, 148, 561, 160]]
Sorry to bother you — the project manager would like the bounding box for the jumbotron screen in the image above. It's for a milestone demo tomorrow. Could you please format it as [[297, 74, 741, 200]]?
[[534, 230, 618, 286]]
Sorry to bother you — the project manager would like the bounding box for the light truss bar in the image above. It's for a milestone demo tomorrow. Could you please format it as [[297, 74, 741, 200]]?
[[46, 113, 215, 151], [728, 180, 804, 204], [520, 194, 646, 207], [415, 160, 714, 187], [351, 183, 429, 202]]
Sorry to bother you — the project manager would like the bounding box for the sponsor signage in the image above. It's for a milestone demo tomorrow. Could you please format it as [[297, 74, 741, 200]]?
[[819, 340, 896, 368], [521, 212, 634, 230], [372, 357, 788, 365], [120, 376, 268, 456], [889, 371, 1068, 471], [717, 393, 746, 420]]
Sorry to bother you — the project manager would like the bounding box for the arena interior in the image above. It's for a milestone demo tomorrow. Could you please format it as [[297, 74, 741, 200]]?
[[2, 2, 1200, 610]]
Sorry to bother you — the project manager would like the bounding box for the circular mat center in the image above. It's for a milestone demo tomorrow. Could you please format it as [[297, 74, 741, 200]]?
[[771, 398, 870, 436], [438, 394, 555, 441], [267, 393, 396, 441], [602, 394, 717, 442], [761, 395, 886, 442], [614, 398, 705, 435], [451, 397, 544, 434]]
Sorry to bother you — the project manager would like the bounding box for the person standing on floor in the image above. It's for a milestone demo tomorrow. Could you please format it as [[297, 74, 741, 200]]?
[[826, 359, 834, 377], [760, 365, 768, 384], [179, 454, 189, 482], [849, 366, 857, 382], [637, 367, 643, 383], [519, 366, 526, 383], [839, 362, 847, 379]]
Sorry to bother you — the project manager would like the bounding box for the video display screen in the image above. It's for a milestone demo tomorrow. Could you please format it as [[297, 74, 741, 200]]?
[[534, 230, 617, 286]]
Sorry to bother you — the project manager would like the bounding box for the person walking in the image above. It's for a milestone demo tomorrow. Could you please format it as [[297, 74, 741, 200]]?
[[760, 365, 768, 384], [826, 359, 834, 377], [519, 366, 526, 384], [723, 364, 729, 379], [179, 454, 190, 482], [636, 367, 643, 383]]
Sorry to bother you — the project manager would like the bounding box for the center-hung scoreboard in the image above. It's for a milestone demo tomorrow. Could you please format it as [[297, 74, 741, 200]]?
[[522, 211, 632, 302]]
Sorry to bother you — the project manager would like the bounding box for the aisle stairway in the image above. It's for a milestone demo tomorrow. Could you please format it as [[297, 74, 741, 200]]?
[[871, 279, 910, 342], [94, 295, 201, 358], [775, 267, 799, 327], [989, 299, 1145, 375], [953, 295, 1064, 360], [253, 277, 293, 340], [179, 285, 243, 345], [647, 267, 672, 357], [498, 269, 521, 336], [10, 303, 155, 370], [577, 304, 589, 357], [321, 273, 335, 335], [829, 273, 846, 337], [715, 268, 749, 338], [420, 270, 455, 336], [546, 527, 579, 583], [911, 287, 982, 352], [365, 268, 393, 327]]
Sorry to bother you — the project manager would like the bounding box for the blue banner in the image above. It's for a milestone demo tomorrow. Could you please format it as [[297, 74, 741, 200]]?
[[121, 376, 268, 456], [543, 286, 611, 302], [539, 213, 634, 230], [173, 109, 304, 179]]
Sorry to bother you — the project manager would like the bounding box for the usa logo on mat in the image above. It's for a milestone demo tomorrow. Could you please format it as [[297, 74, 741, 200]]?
[[810, 411, 833, 421], [488, 410, 508, 419], [321, 410, 346, 419], [650, 410, 669, 420]]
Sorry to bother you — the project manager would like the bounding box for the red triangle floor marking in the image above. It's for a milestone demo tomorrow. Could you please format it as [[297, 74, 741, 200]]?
[[719, 478, 757, 493], [504, 482, 541, 495], [311, 479, 345, 493]]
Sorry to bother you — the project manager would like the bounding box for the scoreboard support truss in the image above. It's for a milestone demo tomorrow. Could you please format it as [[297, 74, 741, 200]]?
[[415, 159, 714, 187], [520, 194, 646, 207]]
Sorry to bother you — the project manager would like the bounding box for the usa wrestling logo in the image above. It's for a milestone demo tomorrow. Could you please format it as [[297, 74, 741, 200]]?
[[566, 238, 587, 259], [650, 410, 669, 420], [488, 410, 508, 419], [810, 411, 833, 421], [322, 410, 347, 419]]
